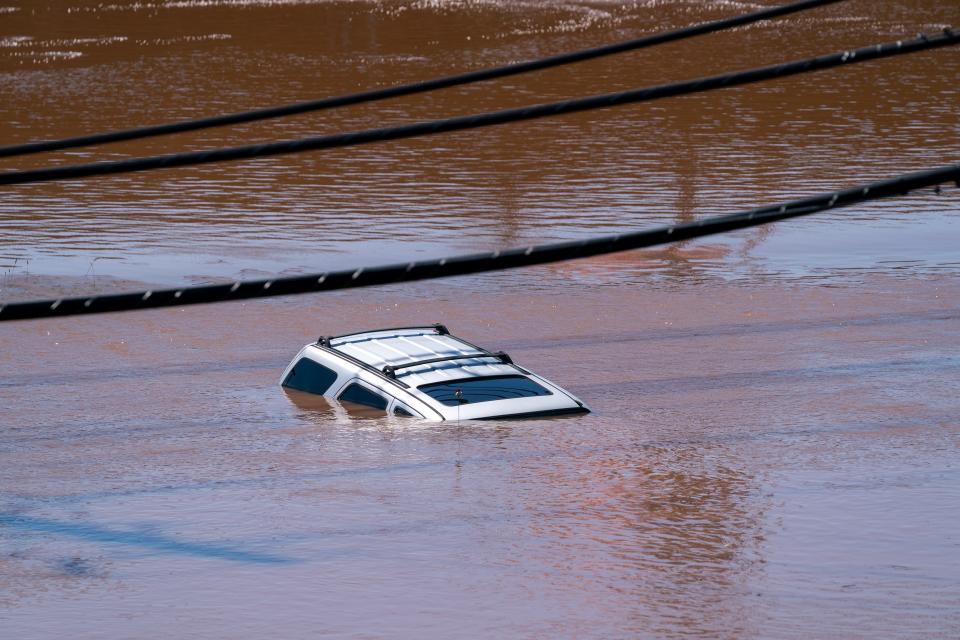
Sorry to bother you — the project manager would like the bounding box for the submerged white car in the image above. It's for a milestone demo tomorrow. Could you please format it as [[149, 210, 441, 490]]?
[[280, 324, 589, 421]]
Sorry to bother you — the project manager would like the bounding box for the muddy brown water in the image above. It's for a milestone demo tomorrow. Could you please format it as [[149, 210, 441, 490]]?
[[1, 1, 960, 638]]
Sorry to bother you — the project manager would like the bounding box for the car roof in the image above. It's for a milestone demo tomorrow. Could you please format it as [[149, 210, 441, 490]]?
[[321, 325, 522, 389]]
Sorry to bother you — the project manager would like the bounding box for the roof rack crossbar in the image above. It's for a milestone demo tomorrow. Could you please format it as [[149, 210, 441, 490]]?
[[382, 351, 513, 378], [318, 323, 448, 347]]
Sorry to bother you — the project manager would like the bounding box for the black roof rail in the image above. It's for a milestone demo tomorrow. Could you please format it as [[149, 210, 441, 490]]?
[[382, 351, 513, 379], [317, 323, 448, 347]]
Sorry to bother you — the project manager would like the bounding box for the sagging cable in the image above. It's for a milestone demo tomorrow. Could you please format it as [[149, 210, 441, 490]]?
[[0, 0, 848, 158], [1, 29, 956, 187], [1, 161, 957, 322]]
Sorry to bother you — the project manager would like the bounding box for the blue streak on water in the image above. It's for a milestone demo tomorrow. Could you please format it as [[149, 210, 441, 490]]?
[[0, 513, 293, 565]]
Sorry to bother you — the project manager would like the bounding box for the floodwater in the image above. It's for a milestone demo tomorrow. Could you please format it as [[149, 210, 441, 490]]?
[[1, 0, 959, 638]]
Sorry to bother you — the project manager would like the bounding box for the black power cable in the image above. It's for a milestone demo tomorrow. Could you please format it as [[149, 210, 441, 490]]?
[[1, 30, 955, 187], [0, 0, 848, 159], [2, 162, 957, 322]]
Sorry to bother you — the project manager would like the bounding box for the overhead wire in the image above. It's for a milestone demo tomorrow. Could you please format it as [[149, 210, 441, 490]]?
[[0, 0, 849, 159], [1, 162, 957, 322], [1, 29, 956, 187]]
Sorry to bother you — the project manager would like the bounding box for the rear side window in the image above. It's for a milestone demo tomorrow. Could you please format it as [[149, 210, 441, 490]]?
[[418, 375, 552, 406], [338, 383, 388, 411], [393, 405, 420, 418], [283, 358, 338, 395]]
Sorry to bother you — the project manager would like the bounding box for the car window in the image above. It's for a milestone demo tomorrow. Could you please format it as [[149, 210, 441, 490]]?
[[418, 375, 552, 406], [338, 382, 388, 411], [393, 405, 419, 418], [283, 357, 338, 395]]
